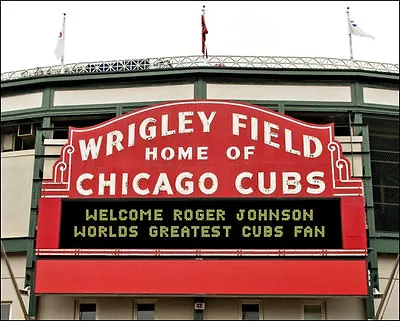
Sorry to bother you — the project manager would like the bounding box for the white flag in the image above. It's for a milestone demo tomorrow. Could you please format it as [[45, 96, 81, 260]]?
[[348, 15, 375, 39], [55, 13, 66, 60]]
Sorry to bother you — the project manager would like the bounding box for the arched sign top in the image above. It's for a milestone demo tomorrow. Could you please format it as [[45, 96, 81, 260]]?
[[42, 100, 363, 199]]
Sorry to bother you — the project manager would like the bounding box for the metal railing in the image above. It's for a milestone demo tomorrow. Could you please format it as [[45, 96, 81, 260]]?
[[1, 56, 399, 82]]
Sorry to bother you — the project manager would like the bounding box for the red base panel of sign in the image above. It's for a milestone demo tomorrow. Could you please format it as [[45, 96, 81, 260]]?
[[35, 259, 368, 296]]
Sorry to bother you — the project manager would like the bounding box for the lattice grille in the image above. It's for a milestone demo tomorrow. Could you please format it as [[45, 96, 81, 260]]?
[[1, 55, 399, 81], [374, 204, 400, 233], [365, 116, 399, 233]]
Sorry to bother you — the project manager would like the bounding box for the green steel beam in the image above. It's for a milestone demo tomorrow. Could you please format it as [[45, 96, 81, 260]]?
[[278, 103, 284, 114], [353, 83, 364, 107], [1, 109, 51, 122], [370, 238, 400, 254], [116, 106, 123, 116], [25, 117, 52, 318], [194, 79, 207, 99], [359, 119, 379, 320], [374, 231, 400, 239], [366, 253, 376, 320], [353, 113, 363, 137], [361, 123, 376, 235], [193, 298, 204, 320], [41, 88, 53, 110], [1, 238, 29, 253], [3, 100, 396, 122]]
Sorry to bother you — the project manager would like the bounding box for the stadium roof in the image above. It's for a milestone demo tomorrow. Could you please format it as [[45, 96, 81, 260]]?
[[1, 55, 399, 82]]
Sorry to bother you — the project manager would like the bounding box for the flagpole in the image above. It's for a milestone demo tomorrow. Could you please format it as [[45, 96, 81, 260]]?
[[346, 7, 354, 60], [61, 13, 66, 74], [202, 5, 207, 61]]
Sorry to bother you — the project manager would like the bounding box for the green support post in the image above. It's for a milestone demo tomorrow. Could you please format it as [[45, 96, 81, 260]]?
[[278, 103, 285, 114], [194, 79, 207, 99], [360, 120, 379, 320], [25, 117, 52, 319], [194, 298, 204, 320]]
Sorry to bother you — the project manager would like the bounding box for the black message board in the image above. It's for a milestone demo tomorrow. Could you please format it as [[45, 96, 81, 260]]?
[[59, 198, 342, 249]]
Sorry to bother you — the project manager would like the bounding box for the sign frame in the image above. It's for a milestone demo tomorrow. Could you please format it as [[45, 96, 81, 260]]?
[[34, 100, 368, 296]]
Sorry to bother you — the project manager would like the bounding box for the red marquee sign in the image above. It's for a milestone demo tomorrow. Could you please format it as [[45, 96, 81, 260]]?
[[35, 100, 368, 296], [41, 100, 363, 199]]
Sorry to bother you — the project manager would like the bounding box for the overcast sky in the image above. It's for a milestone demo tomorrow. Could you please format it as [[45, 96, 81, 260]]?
[[1, 1, 399, 73]]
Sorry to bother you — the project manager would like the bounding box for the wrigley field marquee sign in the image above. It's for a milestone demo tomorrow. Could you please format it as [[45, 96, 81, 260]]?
[[36, 100, 367, 257]]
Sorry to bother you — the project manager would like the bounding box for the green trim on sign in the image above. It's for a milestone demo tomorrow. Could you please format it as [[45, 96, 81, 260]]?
[[1, 237, 29, 253]]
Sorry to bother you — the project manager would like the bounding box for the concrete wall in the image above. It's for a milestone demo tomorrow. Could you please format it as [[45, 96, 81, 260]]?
[[155, 298, 194, 320], [34, 296, 366, 319], [374, 254, 399, 320], [263, 298, 300, 319], [37, 297, 195, 320], [36, 296, 76, 320], [1, 254, 30, 320], [203, 298, 240, 320], [1, 150, 35, 238], [326, 297, 365, 320]]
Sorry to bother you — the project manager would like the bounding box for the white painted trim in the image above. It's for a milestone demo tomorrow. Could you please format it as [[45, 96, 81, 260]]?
[[44, 139, 68, 146], [53, 84, 194, 106], [363, 87, 399, 106], [207, 84, 352, 102]]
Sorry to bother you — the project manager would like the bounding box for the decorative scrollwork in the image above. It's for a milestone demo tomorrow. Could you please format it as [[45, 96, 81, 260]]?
[[336, 159, 350, 182], [53, 144, 74, 184], [328, 139, 363, 194], [327, 141, 339, 152]]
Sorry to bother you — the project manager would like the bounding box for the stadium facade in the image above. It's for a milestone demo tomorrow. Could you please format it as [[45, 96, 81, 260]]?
[[1, 56, 399, 320]]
